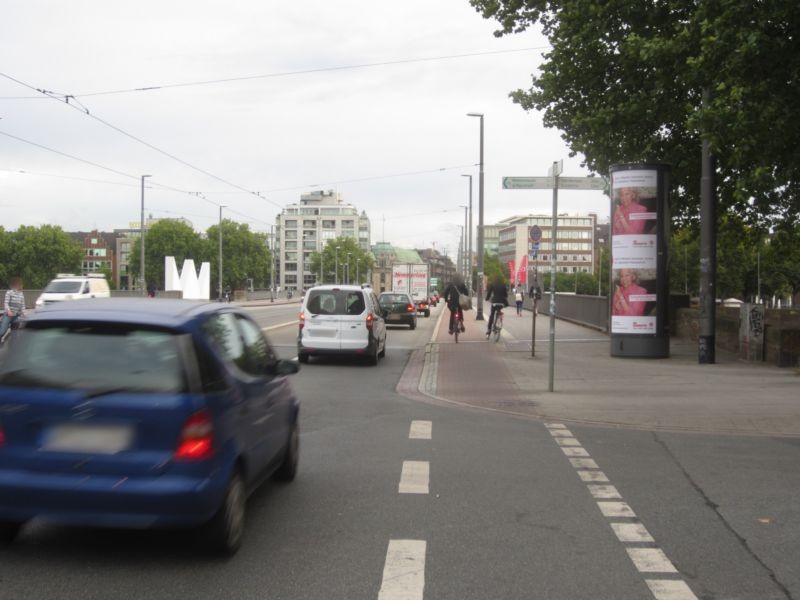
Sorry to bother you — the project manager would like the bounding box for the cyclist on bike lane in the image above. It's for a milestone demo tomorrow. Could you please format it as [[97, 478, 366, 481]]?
[[443, 276, 468, 335], [485, 276, 509, 338]]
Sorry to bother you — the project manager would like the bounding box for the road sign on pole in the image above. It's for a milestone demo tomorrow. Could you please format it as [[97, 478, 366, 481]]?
[[502, 176, 552, 190], [557, 176, 606, 190], [547, 160, 563, 177], [529, 225, 542, 242]]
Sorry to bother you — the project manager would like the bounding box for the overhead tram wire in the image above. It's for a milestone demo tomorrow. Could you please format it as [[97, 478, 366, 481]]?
[[0, 72, 285, 210], [0, 131, 270, 225], [0, 46, 549, 100]]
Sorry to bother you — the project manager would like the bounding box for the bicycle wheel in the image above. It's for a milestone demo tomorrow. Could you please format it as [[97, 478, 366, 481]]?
[[454, 325, 459, 343], [494, 315, 503, 342]]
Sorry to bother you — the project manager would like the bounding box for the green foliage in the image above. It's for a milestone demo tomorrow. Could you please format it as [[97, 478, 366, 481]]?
[[129, 219, 206, 290], [96, 264, 117, 291], [205, 220, 271, 292], [483, 252, 509, 285], [762, 225, 800, 297], [471, 0, 800, 228], [308, 237, 374, 285], [0, 225, 82, 288]]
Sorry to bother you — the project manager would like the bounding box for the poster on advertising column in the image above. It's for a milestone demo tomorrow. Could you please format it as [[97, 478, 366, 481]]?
[[609, 164, 670, 358]]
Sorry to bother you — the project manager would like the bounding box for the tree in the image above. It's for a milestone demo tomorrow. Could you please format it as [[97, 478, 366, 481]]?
[[129, 219, 206, 291], [0, 225, 82, 288], [483, 252, 509, 285], [470, 1, 800, 228], [205, 220, 271, 293], [762, 224, 800, 299], [308, 237, 374, 286]]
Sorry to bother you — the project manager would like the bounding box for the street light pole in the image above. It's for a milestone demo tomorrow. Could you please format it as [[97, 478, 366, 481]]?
[[335, 246, 340, 285], [356, 258, 361, 285], [269, 225, 275, 302], [139, 175, 151, 295], [461, 174, 473, 293], [347, 252, 352, 285], [218, 205, 226, 300], [459, 205, 468, 279], [467, 113, 485, 320]]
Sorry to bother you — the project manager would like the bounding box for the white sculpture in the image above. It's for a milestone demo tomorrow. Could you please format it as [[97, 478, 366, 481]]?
[[164, 256, 211, 300]]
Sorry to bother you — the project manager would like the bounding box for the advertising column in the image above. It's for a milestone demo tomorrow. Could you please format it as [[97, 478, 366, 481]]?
[[609, 163, 670, 358]]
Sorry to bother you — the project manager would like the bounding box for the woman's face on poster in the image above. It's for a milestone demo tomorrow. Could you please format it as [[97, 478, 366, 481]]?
[[619, 269, 637, 288], [619, 187, 637, 207]]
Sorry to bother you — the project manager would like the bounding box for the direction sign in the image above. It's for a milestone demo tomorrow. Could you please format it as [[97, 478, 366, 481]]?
[[547, 160, 564, 177], [502, 176, 552, 190], [529, 225, 542, 242], [556, 176, 606, 191]]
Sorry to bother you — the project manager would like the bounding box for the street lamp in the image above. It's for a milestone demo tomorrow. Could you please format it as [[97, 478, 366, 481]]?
[[467, 113, 485, 320], [139, 174, 151, 296], [461, 174, 473, 293], [459, 205, 468, 279], [356, 258, 361, 285], [335, 246, 341, 285], [347, 252, 352, 284], [269, 225, 275, 302], [597, 238, 604, 296], [218, 205, 226, 300]]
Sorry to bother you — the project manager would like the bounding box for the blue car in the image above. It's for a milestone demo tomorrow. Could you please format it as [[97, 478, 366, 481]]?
[[0, 299, 300, 554]]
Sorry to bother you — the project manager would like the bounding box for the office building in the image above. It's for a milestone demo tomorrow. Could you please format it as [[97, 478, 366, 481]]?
[[275, 190, 371, 290]]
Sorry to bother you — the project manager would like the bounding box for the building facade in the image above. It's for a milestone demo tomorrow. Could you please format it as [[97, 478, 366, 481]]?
[[275, 190, 371, 290], [69, 230, 117, 284], [495, 214, 597, 286], [370, 243, 422, 292]]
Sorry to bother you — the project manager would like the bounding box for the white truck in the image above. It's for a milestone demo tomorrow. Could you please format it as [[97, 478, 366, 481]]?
[[391, 263, 430, 317]]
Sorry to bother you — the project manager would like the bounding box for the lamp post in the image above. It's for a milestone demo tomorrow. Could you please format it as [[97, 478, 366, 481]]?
[[218, 205, 226, 301], [597, 238, 604, 296], [356, 258, 361, 285], [347, 252, 352, 284], [269, 226, 275, 302], [335, 246, 341, 285], [459, 205, 468, 279], [139, 174, 151, 295], [461, 174, 473, 293], [467, 113, 484, 320]]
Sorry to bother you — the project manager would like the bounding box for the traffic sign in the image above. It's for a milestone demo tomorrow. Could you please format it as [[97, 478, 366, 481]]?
[[502, 176, 553, 190], [547, 160, 564, 177], [529, 225, 542, 242], [557, 176, 606, 191]]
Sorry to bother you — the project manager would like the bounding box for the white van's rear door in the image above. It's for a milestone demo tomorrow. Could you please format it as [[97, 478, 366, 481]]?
[[302, 289, 342, 350]]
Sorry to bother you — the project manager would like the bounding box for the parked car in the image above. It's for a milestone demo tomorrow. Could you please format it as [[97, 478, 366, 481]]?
[[298, 285, 387, 365], [378, 292, 417, 330], [35, 273, 111, 307], [0, 299, 300, 555]]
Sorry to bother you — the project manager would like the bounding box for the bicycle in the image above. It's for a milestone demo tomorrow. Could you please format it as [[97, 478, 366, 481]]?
[[490, 303, 504, 343], [453, 308, 465, 343], [0, 314, 25, 348]]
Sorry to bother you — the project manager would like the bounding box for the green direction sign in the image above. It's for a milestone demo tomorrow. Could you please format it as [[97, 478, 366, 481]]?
[[502, 176, 552, 190], [503, 175, 607, 191], [557, 176, 606, 191]]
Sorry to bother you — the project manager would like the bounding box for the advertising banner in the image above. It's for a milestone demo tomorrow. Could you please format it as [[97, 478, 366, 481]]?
[[515, 255, 528, 285], [508, 260, 515, 283], [609, 164, 670, 358]]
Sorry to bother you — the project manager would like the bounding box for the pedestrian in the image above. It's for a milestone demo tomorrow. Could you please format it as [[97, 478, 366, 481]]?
[[515, 289, 524, 316], [529, 282, 542, 316], [1, 277, 26, 343]]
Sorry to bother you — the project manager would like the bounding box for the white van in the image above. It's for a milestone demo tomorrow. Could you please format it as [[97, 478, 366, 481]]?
[[35, 274, 111, 307], [298, 285, 387, 365]]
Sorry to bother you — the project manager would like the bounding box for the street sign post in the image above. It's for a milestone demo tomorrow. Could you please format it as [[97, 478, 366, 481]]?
[[529, 225, 542, 242], [502, 176, 552, 190]]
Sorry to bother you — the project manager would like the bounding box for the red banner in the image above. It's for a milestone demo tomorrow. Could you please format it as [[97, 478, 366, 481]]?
[[507, 260, 515, 283], [516, 256, 528, 285]]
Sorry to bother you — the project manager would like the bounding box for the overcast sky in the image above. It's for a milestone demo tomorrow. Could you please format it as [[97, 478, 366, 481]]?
[[0, 0, 608, 254]]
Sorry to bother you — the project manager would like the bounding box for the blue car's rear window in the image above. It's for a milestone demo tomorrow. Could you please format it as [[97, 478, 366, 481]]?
[[0, 323, 186, 394]]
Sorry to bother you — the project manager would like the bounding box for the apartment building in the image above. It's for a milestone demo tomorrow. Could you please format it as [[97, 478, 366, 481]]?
[[275, 190, 371, 290]]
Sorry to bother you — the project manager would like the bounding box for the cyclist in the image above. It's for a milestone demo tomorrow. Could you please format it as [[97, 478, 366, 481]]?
[[1, 277, 26, 344], [485, 276, 509, 337], [443, 276, 468, 335]]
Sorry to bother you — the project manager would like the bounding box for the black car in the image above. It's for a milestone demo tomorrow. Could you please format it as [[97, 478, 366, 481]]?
[[378, 292, 418, 329]]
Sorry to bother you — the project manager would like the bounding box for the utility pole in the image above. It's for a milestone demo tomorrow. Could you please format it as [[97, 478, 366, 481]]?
[[269, 225, 275, 302], [548, 160, 562, 392], [698, 87, 717, 364], [140, 174, 151, 296], [467, 113, 485, 319], [335, 246, 341, 285], [218, 205, 226, 300]]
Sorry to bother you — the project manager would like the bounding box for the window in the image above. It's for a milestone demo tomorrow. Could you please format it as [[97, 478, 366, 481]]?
[[284, 275, 298, 284], [322, 220, 336, 229], [303, 220, 316, 228], [0, 324, 186, 394], [284, 252, 297, 261], [285, 230, 298, 240], [285, 240, 298, 249], [305, 289, 366, 315], [320, 208, 339, 216], [284, 220, 297, 228], [236, 316, 276, 375], [284, 263, 298, 272], [341, 220, 354, 228], [322, 230, 336, 240], [203, 313, 247, 372], [303, 241, 317, 250], [303, 274, 316, 285]]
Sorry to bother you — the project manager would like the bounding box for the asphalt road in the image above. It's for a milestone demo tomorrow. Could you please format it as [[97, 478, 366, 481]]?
[[0, 304, 796, 599]]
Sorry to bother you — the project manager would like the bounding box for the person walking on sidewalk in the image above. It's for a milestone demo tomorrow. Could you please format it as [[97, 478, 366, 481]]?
[[0, 277, 26, 343], [514, 289, 524, 316], [529, 281, 542, 316], [485, 276, 509, 337], [443, 276, 468, 335]]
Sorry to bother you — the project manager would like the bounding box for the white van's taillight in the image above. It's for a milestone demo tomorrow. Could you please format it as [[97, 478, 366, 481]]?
[[299, 312, 305, 330], [366, 313, 375, 331], [174, 410, 214, 461]]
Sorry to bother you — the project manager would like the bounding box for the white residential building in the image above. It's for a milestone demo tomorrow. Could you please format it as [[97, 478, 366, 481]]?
[[275, 190, 371, 290]]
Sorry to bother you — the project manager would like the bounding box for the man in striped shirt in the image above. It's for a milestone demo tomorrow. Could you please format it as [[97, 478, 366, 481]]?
[[0, 277, 25, 340]]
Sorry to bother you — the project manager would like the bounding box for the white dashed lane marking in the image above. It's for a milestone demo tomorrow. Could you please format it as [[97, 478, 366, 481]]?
[[409, 420, 432, 440], [399, 460, 429, 494], [544, 422, 698, 600], [377, 539, 426, 600]]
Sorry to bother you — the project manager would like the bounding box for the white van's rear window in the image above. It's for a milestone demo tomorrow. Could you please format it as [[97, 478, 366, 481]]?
[[306, 290, 366, 316]]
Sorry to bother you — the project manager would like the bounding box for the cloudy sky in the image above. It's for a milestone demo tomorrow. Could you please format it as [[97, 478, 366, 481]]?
[[0, 0, 608, 254]]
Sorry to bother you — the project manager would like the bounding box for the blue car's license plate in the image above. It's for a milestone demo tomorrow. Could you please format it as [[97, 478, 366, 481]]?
[[42, 423, 134, 454]]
